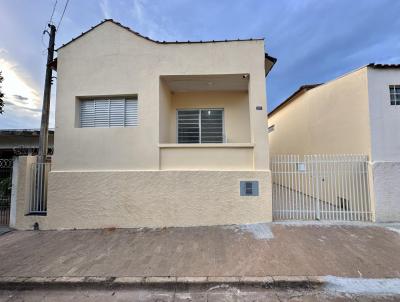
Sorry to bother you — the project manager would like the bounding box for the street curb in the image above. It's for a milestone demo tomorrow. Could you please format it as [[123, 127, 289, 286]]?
[[0, 276, 325, 290]]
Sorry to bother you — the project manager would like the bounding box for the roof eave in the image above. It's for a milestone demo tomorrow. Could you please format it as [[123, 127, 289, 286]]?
[[367, 63, 400, 69], [0, 129, 55, 137], [268, 84, 322, 117], [265, 53, 277, 77], [56, 19, 265, 52]]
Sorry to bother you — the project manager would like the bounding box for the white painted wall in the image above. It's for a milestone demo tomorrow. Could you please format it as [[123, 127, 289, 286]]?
[[367, 68, 400, 162], [367, 67, 400, 222], [371, 162, 400, 222]]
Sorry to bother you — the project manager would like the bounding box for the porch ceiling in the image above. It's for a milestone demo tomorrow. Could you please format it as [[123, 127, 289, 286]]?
[[161, 74, 249, 92]]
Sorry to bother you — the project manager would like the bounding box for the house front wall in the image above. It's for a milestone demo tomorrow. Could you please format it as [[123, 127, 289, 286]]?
[[12, 21, 273, 230], [268, 67, 371, 157], [53, 21, 268, 171], [367, 68, 400, 222]]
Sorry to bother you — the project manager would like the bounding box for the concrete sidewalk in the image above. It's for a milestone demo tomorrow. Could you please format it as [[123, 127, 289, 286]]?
[[0, 224, 399, 279]]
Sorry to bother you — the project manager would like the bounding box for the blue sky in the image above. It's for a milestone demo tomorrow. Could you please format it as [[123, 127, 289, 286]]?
[[0, 0, 399, 129]]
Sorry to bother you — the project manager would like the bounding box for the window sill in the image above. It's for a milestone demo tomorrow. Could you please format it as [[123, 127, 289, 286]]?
[[159, 143, 254, 148], [25, 212, 47, 216]]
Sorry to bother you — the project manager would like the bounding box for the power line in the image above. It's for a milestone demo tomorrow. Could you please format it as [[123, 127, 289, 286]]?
[[57, 0, 70, 31], [41, 0, 58, 55], [49, 0, 58, 25]]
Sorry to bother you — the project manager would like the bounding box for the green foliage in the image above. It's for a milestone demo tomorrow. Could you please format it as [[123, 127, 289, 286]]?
[[0, 176, 11, 199]]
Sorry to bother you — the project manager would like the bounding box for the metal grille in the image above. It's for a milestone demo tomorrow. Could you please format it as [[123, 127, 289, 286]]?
[[389, 85, 400, 105], [29, 162, 51, 214], [80, 98, 138, 128], [0, 159, 13, 225], [177, 109, 224, 143], [201, 109, 224, 143], [271, 154, 372, 222]]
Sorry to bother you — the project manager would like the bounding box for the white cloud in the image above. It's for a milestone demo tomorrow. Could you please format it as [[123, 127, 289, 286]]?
[[0, 57, 43, 129], [130, 0, 176, 41], [100, 0, 111, 19]]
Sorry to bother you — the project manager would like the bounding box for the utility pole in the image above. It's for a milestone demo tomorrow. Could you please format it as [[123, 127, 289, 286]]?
[[32, 24, 56, 214], [38, 24, 56, 165]]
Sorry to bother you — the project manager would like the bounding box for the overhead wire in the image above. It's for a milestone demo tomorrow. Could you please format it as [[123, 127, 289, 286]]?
[[57, 0, 70, 31], [49, 0, 58, 25], [41, 0, 58, 55]]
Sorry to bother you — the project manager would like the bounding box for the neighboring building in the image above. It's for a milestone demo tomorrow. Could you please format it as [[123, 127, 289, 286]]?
[[11, 19, 276, 229], [0, 129, 54, 158], [268, 64, 400, 222], [0, 129, 54, 225]]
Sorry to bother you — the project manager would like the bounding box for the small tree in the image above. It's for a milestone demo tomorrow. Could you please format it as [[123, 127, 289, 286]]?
[[0, 71, 4, 114]]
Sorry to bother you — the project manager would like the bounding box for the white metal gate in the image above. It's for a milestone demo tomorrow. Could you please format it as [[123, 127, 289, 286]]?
[[271, 155, 372, 221], [29, 162, 51, 214]]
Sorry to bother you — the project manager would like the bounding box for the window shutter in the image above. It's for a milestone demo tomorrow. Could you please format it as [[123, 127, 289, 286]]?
[[125, 99, 139, 126], [80, 100, 95, 127], [94, 100, 109, 127], [110, 99, 125, 127], [79, 97, 138, 128]]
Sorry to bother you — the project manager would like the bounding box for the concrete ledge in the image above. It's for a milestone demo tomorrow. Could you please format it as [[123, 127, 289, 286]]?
[[0, 275, 324, 290]]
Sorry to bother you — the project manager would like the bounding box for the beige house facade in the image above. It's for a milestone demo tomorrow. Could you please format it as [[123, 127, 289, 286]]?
[[11, 20, 276, 230], [268, 64, 400, 222]]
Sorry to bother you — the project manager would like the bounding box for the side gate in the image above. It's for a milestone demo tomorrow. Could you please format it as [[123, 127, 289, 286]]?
[[271, 155, 373, 222], [0, 159, 13, 226]]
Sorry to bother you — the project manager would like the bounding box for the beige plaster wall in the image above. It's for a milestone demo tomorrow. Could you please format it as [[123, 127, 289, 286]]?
[[167, 91, 250, 144], [9, 156, 271, 230], [54, 21, 269, 172], [159, 144, 254, 170], [31, 170, 271, 230], [159, 79, 172, 144], [10, 156, 48, 230], [268, 67, 371, 157]]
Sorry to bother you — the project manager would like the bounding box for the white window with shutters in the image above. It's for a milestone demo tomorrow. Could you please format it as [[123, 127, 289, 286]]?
[[177, 109, 225, 143], [79, 97, 138, 128]]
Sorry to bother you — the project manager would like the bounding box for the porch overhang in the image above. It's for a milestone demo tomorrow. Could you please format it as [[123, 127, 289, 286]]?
[[161, 74, 249, 92]]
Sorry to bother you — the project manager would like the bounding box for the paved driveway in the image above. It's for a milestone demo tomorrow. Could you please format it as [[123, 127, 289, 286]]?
[[0, 224, 399, 278]]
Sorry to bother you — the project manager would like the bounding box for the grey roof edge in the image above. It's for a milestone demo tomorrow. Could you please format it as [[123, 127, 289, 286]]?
[[268, 84, 322, 117], [57, 19, 265, 51], [367, 63, 400, 69], [0, 129, 55, 136]]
